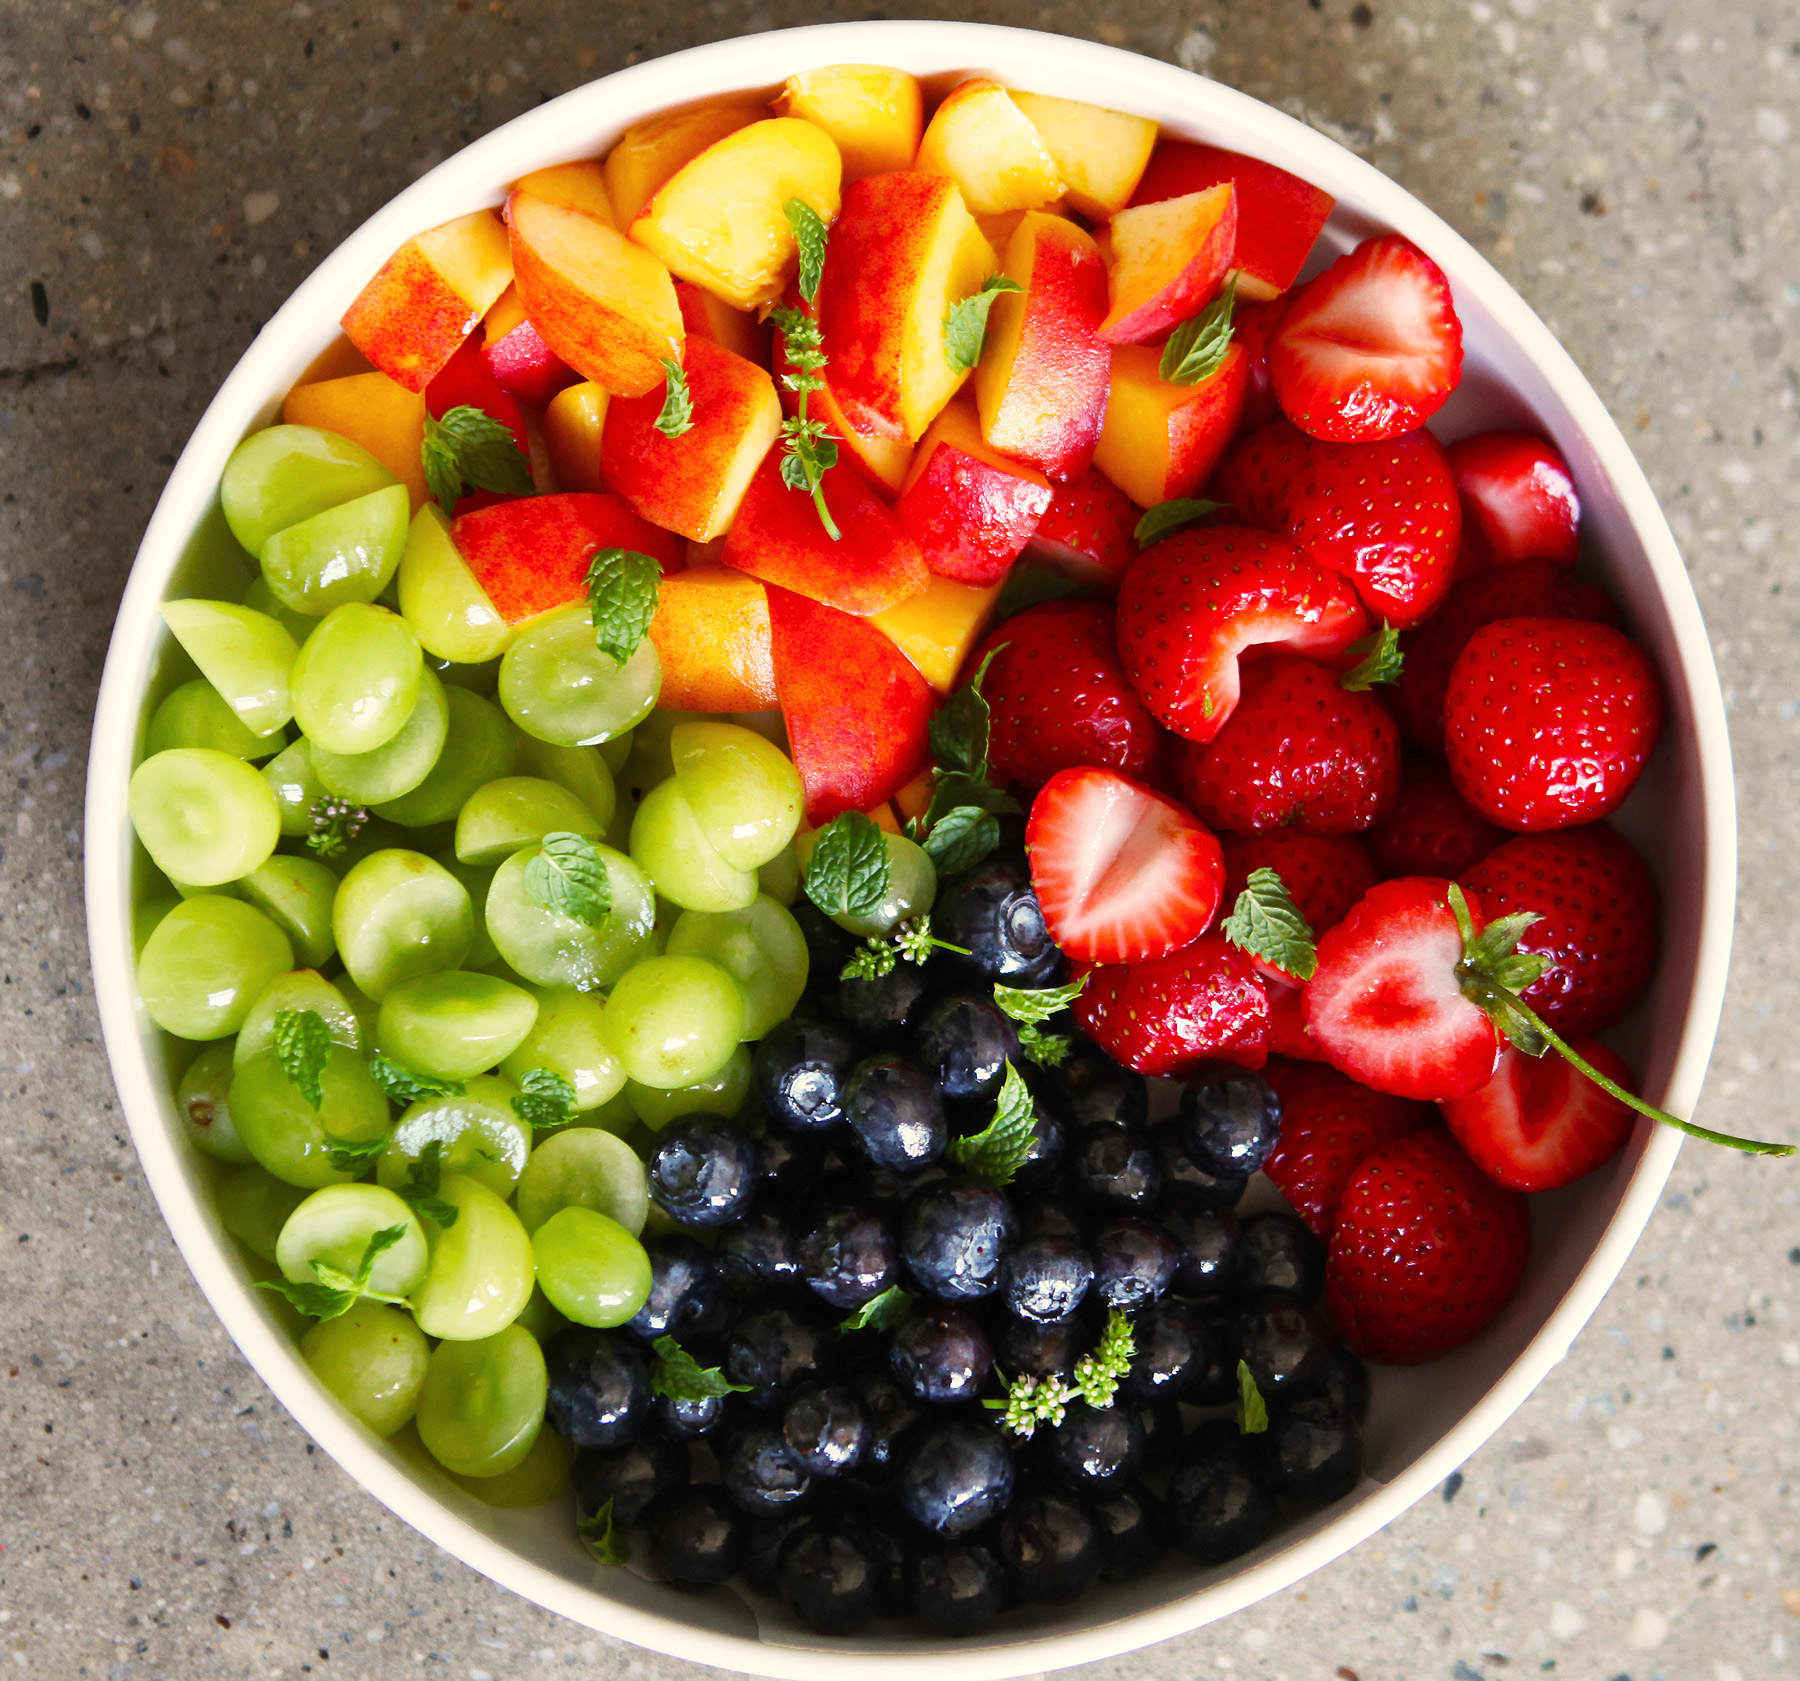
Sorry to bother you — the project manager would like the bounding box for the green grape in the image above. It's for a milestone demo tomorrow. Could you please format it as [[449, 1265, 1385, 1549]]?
[[310, 667, 448, 805], [146, 678, 284, 761], [454, 775, 604, 868], [512, 1283, 568, 1345], [235, 855, 340, 968], [414, 1322, 546, 1478], [216, 1165, 309, 1263], [230, 1044, 391, 1188], [437, 658, 501, 697], [374, 689, 516, 829], [498, 986, 626, 1114], [334, 816, 416, 873], [244, 574, 315, 643], [756, 842, 801, 907], [498, 604, 659, 747], [261, 481, 410, 615], [175, 1041, 253, 1163], [483, 840, 654, 991], [301, 1301, 430, 1437], [129, 748, 281, 887], [629, 779, 758, 913], [137, 896, 293, 1039], [332, 849, 472, 999], [531, 1206, 651, 1329], [513, 736, 617, 834], [375, 970, 539, 1083], [669, 721, 805, 870], [603, 792, 637, 858], [396, 504, 512, 666], [585, 1086, 640, 1137], [376, 1076, 530, 1198], [432, 852, 500, 971], [665, 896, 808, 1040], [338, 977, 381, 1047], [262, 737, 325, 837], [411, 1174, 535, 1341], [133, 892, 179, 957], [291, 602, 424, 757], [275, 1182, 428, 1294], [445, 1418, 573, 1507], [161, 598, 299, 738], [513, 1126, 648, 1236], [234, 969, 361, 1065], [221, 423, 398, 556], [599, 955, 744, 1089], [627, 1043, 752, 1130], [599, 731, 634, 776]]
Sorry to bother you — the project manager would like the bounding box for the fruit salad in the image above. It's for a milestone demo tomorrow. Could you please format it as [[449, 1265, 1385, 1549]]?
[[125, 62, 1789, 1642]]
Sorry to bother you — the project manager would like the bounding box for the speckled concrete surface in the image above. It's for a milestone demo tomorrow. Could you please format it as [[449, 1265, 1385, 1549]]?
[[2, 2, 1797, 1677]]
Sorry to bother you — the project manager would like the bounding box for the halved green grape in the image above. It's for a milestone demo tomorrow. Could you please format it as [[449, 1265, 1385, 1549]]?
[[516, 735, 618, 833], [598, 955, 744, 1089], [512, 1283, 569, 1345], [221, 423, 398, 556], [161, 599, 299, 738], [310, 667, 448, 806], [376, 1076, 530, 1199], [230, 1044, 391, 1188], [244, 574, 315, 643], [262, 737, 325, 837], [797, 829, 938, 938], [629, 779, 757, 913], [414, 1322, 546, 1478], [332, 849, 472, 1000], [216, 1165, 310, 1263], [584, 1087, 639, 1137], [411, 1174, 535, 1341], [396, 504, 512, 665], [129, 748, 281, 887], [756, 842, 801, 907], [291, 603, 424, 757], [498, 986, 626, 1114], [599, 731, 634, 776], [665, 896, 808, 1040], [445, 1418, 573, 1506], [619, 709, 698, 797], [669, 721, 805, 870], [374, 688, 515, 829], [338, 978, 381, 1047], [261, 481, 410, 615], [455, 775, 604, 868], [498, 604, 659, 746], [484, 840, 654, 991], [375, 970, 539, 1083], [301, 1301, 430, 1436], [147, 679, 284, 761], [513, 1126, 648, 1236], [133, 892, 179, 957], [236, 856, 340, 968], [234, 969, 361, 1067], [176, 1042, 253, 1163], [275, 1183, 428, 1294], [627, 1043, 752, 1130], [432, 852, 501, 971], [531, 1206, 652, 1329], [137, 896, 293, 1039]]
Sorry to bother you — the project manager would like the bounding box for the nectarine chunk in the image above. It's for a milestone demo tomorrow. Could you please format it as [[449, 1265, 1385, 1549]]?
[[914, 78, 1063, 216], [1099, 184, 1238, 345], [649, 566, 777, 712], [1008, 92, 1157, 219], [513, 159, 616, 225], [283, 372, 428, 511], [778, 65, 923, 180], [1093, 341, 1250, 508], [894, 401, 1051, 585], [543, 383, 608, 493], [675, 281, 770, 368], [868, 574, 1005, 693], [604, 102, 766, 229]]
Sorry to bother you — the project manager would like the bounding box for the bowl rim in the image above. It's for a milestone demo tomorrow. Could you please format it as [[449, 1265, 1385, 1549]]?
[[84, 19, 1735, 1679]]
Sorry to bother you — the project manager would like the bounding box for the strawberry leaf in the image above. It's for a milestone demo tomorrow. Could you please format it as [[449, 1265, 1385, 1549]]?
[[1340, 623, 1405, 691]]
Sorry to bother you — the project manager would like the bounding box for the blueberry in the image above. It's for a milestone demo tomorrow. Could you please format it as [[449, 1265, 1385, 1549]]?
[[654, 1390, 728, 1441], [899, 1421, 1016, 1537], [996, 1487, 1104, 1602], [1234, 1210, 1325, 1304], [889, 1305, 993, 1405], [835, 963, 934, 1044], [998, 1235, 1093, 1325], [852, 1365, 922, 1477], [933, 853, 1060, 984], [643, 1484, 743, 1585], [858, 1521, 912, 1616], [1159, 1204, 1240, 1300], [545, 1329, 650, 1449], [1047, 1402, 1144, 1494], [720, 1427, 814, 1517], [1233, 1302, 1337, 1400], [1259, 1397, 1364, 1502], [712, 1210, 800, 1298], [991, 1311, 1084, 1383], [901, 1178, 1016, 1301], [743, 1509, 811, 1595], [1168, 1427, 1276, 1564], [910, 1542, 1008, 1634], [782, 1383, 868, 1477], [914, 994, 1019, 1102], [1069, 1121, 1162, 1212], [1186, 1316, 1238, 1407], [756, 1127, 826, 1205], [1319, 1344, 1372, 1422], [725, 1305, 834, 1410], [1179, 1070, 1282, 1176], [843, 1055, 948, 1172], [1090, 1482, 1167, 1580], [778, 1516, 880, 1634], [754, 1017, 856, 1133], [1035, 1041, 1148, 1131], [797, 1204, 898, 1311], [1136, 1399, 1186, 1469], [791, 901, 860, 984], [623, 1236, 720, 1344], [1148, 1118, 1249, 1210], [1120, 1299, 1215, 1403], [572, 1436, 688, 1529], [1091, 1216, 1179, 1310], [1020, 1197, 1085, 1242], [1008, 1104, 1067, 1192], [648, 1119, 759, 1228]]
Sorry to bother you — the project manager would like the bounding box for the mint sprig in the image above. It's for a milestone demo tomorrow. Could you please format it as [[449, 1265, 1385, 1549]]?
[[784, 197, 829, 304], [255, 1223, 410, 1320], [421, 404, 534, 513], [905, 648, 1019, 871], [946, 1060, 1038, 1187], [653, 359, 694, 439], [944, 274, 1022, 372], [839, 913, 970, 982], [985, 1308, 1137, 1437], [525, 832, 612, 929], [1159, 275, 1238, 386], [272, 1009, 332, 1111], [584, 547, 660, 666], [1222, 868, 1318, 981], [323, 1134, 390, 1174], [768, 304, 841, 540], [1134, 497, 1228, 550], [992, 976, 1088, 1068], [802, 811, 891, 922], [398, 1138, 459, 1229]]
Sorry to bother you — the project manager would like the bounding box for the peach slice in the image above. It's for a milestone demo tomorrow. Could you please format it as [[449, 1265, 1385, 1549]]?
[[1093, 341, 1250, 508], [913, 78, 1063, 216], [604, 102, 766, 229], [649, 565, 777, 712], [868, 574, 1005, 693], [298, 335, 374, 385], [513, 159, 616, 224], [507, 191, 683, 398], [1098, 184, 1238, 345], [894, 400, 1051, 586], [543, 382, 608, 493], [777, 64, 923, 180], [1009, 91, 1158, 219], [283, 372, 428, 510], [675, 281, 770, 368], [481, 284, 578, 410], [630, 118, 843, 311]]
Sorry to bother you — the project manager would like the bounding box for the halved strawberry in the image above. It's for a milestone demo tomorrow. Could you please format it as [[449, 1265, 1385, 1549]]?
[[1074, 932, 1269, 1076], [1270, 235, 1463, 444], [1440, 1039, 1637, 1191], [1026, 767, 1224, 964], [1260, 971, 1325, 1061], [1024, 466, 1141, 591], [1447, 430, 1580, 568]]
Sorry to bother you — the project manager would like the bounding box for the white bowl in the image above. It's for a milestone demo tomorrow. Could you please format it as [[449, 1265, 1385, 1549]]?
[[85, 20, 1735, 1679]]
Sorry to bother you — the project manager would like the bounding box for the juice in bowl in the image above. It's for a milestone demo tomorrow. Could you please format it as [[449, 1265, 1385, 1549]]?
[[85, 21, 1787, 1676]]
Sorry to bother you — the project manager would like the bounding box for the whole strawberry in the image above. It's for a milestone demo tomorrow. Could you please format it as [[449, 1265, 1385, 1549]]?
[[1444, 617, 1663, 830], [1446, 430, 1580, 569], [1024, 466, 1141, 591], [1221, 831, 1378, 938], [1172, 654, 1401, 835], [1326, 1127, 1531, 1364], [1073, 934, 1269, 1076], [975, 600, 1166, 793], [1366, 763, 1505, 880]]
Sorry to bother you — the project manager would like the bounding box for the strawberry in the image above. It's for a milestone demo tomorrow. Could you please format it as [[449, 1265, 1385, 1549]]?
[[1221, 831, 1378, 939], [1214, 418, 1461, 627], [1440, 1040, 1637, 1192], [1073, 933, 1269, 1076], [1391, 560, 1619, 749], [1366, 763, 1505, 880], [1261, 971, 1325, 1061], [1261, 1064, 1435, 1239], [1024, 467, 1141, 592], [1462, 825, 1658, 1034], [1113, 526, 1368, 743], [1171, 654, 1401, 835], [1447, 430, 1580, 569], [1026, 766, 1224, 964], [975, 600, 1166, 793], [1325, 1127, 1530, 1364], [1269, 235, 1464, 444], [1232, 297, 1285, 429], [1444, 617, 1664, 831]]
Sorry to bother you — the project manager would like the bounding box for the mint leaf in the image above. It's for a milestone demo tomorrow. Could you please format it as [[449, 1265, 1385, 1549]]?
[[919, 804, 1000, 877], [272, 1010, 332, 1111], [944, 274, 1022, 373], [421, 404, 533, 513], [512, 1066, 577, 1133], [929, 647, 1003, 781], [784, 197, 830, 304], [802, 811, 891, 922], [1222, 867, 1318, 981], [1159, 275, 1238, 386], [1134, 497, 1227, 550], [367, 1055, 464, 1106], [653, 358, 694, 439], [649, 1334, 751, 1402], [993, 977, 1088, 1027], [946, 1061, 1039, 1187], [399, 1139, 458, 1229], [255, 1277, 356, 1320], [323, 1134, 389, 1174], [1235, 1358, 1269, 1434], [577, 1496, 630, 1566], [583, 547, 660, 665], [1340, 622, 1405, 691], [840, 1284, 916, 1333], [525, 832, 612, 929]]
